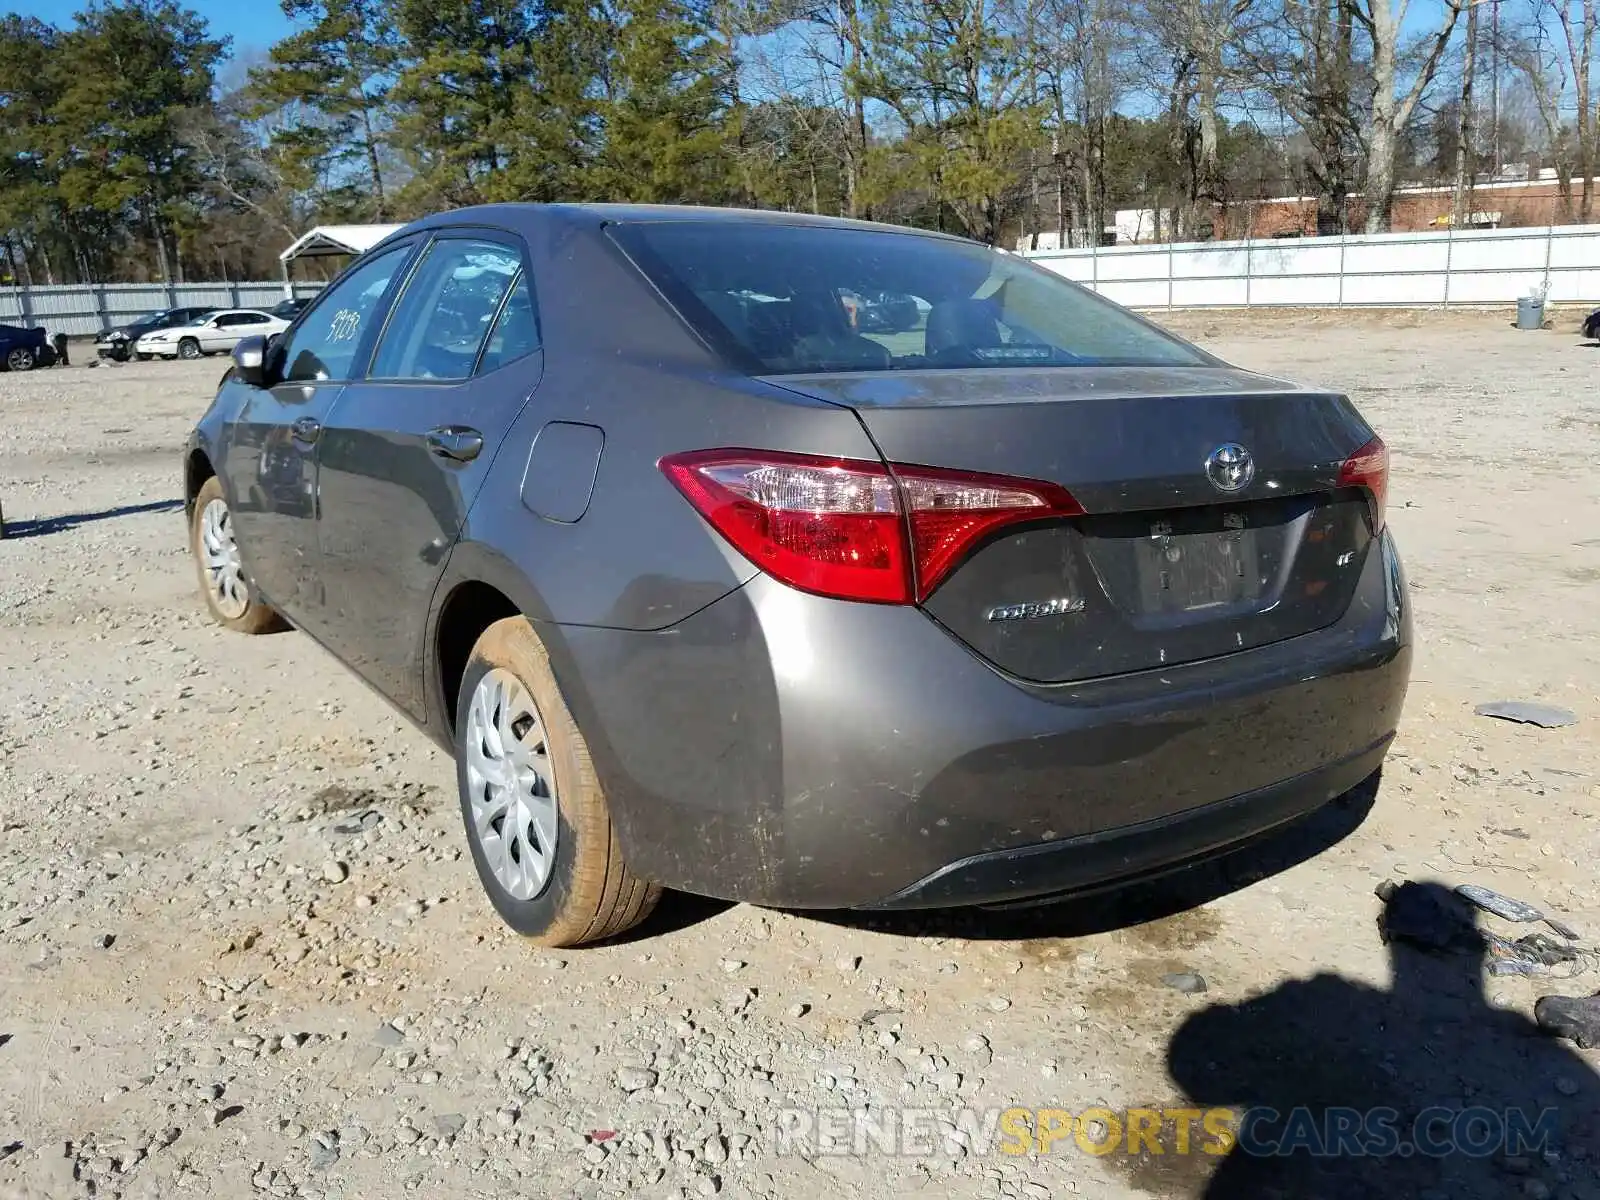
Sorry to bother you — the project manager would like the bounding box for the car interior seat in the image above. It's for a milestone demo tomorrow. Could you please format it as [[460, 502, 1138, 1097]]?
[[925, 297, 1007, 361], [786, 290, 892, 371]]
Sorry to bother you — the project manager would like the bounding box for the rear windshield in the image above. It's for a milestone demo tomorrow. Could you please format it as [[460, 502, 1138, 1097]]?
[[608, 221, 1208, 374]]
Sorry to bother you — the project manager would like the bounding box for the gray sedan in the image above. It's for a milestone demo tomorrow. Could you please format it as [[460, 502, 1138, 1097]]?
[[181, 204, 1410, 946]]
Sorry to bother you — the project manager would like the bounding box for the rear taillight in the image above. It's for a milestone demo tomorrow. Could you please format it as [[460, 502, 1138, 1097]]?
[[659, 449, 1083, 604], [1338, 435, 1389, 531]]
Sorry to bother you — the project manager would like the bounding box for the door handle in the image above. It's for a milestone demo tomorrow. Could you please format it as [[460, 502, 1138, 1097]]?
[[427, 425, 484, 463], [290, 416, 321, 445]]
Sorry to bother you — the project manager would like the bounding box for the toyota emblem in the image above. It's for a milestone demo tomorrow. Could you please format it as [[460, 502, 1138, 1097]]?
[[1205, 443, 1255, 493]]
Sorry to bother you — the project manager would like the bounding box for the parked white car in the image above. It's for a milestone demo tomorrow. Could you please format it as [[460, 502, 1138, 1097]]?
[[135, 309, 290, 360]]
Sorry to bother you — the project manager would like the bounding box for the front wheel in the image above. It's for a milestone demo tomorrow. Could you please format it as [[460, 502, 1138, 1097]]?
[[6, 347, 35, 371], [456, 617, 660, 946], [189, 476, 285, 634], [177, 338, 201, 360]]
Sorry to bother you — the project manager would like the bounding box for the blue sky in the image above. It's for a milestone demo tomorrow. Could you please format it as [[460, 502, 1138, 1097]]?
[[14, 0, 295, 63]]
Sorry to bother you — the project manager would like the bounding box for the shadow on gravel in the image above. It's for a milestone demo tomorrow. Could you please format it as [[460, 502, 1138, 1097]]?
[[598, 890, 738, 945], [808, 769, 1381, 943], [0, 497, 182, 540], [1110, 881, 1600, 1199]]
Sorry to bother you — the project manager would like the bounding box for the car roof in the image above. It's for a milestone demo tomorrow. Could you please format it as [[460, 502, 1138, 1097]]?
[[400, 203, 975, 245]]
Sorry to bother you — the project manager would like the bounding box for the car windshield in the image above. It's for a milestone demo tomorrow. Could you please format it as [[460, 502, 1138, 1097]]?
[[607, 221, 1208, 374]]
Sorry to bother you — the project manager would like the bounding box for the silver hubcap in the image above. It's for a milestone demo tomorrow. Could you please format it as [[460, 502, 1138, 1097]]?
[[179, 341, 198, 358], [199, 497, 249, 619], [464, 668, 558, 901], [8, 349, 30, 369]]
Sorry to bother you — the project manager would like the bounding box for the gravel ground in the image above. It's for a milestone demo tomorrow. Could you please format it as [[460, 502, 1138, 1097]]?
[[1, 315, 1598, 1200]]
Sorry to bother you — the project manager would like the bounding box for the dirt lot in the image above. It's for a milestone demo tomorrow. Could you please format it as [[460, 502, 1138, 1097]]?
[[1, 313, 1598, 1200]]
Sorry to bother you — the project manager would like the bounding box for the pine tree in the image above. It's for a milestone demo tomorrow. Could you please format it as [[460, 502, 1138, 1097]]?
[[248, 0, 401, 220]]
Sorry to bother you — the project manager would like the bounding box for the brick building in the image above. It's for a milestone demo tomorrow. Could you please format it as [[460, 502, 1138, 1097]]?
[[1080, 172, 1600, 248], [1233, 175, 1600, 239]]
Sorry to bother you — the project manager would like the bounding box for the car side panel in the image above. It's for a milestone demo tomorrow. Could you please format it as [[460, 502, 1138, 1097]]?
[[313, 359, 543, 722], [448, 216, 876, 630]]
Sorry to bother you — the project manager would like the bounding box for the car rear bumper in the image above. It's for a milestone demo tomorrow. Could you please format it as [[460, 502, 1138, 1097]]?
[[553, 530, 1411, 909], [864, 734, 1389, 909]]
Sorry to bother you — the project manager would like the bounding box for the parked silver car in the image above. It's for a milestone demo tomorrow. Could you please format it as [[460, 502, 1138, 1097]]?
[[136, 309, 289, 360]]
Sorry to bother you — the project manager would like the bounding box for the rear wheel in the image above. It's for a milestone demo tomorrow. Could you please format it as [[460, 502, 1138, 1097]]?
[[190, 476, 284, 634], [455, 617, 660, 947], [6, 347, 35, 371], [177, 337, 201, 360]]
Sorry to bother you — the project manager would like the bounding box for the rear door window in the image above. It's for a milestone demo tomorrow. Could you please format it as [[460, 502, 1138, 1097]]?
[[369, 238, 523, 381], [476, 272, 539, 374]]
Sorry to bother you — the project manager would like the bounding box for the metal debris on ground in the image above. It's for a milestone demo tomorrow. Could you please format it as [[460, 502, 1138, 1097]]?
[[1546, 916, 1582, 941], [1377, 880, 1595, 979], [1456, 884, 1544, 923], [1486, 931, 1582, 977], [1473, 701, 1578, 728]]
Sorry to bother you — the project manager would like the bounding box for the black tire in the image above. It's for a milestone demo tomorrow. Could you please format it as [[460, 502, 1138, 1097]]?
[[455, 617, 660, 947], [5, 347, 35, 371], [177, 337, 201, 360], [189, 476, 285, 634]]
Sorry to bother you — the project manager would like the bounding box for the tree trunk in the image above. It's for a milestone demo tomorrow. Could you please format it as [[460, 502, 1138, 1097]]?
[[840, 0, 869, 220], [1364, 0, 1400, 233], [1055, 148, 1067, 247], [1578, 1, 1594, 221], [151, 209, 171, 284], [360, 104, 388, 220], [1452, 0, 1478, 230], [1196, 60, 1222, 215], [1025, 148, 1040, 249]]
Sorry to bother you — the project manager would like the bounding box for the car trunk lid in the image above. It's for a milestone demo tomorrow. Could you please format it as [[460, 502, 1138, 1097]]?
[[763, 366, 1381, 683]]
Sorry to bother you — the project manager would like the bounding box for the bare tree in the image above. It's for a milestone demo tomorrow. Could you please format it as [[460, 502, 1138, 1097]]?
[[1357, 0, 1466, 230], [1452, 0, 1480, 226], [1143, 0, 1257, 237], [1033, 0, 1136, 244], [179, 103, 308, 241], [1505, 0, 1597, 219], [1242, 0, 1362, 232]]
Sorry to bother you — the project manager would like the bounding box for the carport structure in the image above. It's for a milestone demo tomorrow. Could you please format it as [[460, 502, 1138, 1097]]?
[[278, 223, 403, 293]]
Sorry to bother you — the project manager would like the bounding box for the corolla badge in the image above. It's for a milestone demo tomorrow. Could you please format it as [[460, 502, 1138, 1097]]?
[[985, 597, 1086, 622], [1204, 443, 1255, 493]]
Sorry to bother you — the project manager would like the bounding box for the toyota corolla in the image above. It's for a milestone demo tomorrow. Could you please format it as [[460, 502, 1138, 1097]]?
[[182, 204, 1410, 946]]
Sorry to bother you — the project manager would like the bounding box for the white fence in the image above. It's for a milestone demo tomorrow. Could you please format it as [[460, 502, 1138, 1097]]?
[[0, 281, 326, 338], [1022, 223, 1600, 309]]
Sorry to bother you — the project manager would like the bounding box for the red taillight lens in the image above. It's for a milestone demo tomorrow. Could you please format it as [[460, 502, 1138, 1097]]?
[[896, 465, 1083, 598], [1338, 435, 1389, 531], [660, 449, 913, 603], [659, 449, 1083, 604]]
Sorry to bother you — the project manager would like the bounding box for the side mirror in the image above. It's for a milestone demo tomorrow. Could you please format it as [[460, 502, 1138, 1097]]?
[[232, 335, 271, 387]]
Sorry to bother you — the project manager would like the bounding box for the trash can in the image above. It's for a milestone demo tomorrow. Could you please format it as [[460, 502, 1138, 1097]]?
[[1516, 295, 1545, 330]]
